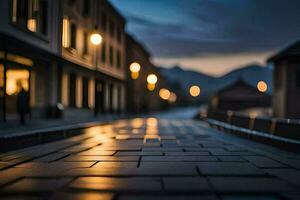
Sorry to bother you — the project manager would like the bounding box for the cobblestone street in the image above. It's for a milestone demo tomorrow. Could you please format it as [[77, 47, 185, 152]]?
[[1, 118, 300, 200]]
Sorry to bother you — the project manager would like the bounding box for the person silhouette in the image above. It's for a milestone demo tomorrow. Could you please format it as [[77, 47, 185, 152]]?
[[16, 83, 29, 125]]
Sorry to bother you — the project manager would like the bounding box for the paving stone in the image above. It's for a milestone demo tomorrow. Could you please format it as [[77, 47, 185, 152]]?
[[221, 195, 280, 200], [77, 150, 116, 156], [63, 155, 139, 162], [165, 152, 210, 156], [69, 177, 161, 191], [34, 152, 69, 162], [209, 177, 296, 192], [65, 165, 197, 176], [243, 156, 287, 168], [279, 193, 300, 200], [118, 195, 218, 200], [142, 147, 183, 152], [50, 192, 114, 200], [265, 168, 300, 187], [2, 178, 72, 192], [217, 156, 247, 162], [115, 151, 163, 156], [163, 177, 211, 191], [184, 147, 217, 152], [142, 156, 218, 162], [1, 118, 300, 198], [209, 150, 256, 156], [0, 196, 42, 200], [92, 161, 138, 168], [15, 161, 95, 169], [197, 162, 264, 175]]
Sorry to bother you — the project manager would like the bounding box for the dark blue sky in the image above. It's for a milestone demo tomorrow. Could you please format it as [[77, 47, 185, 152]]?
[[110, 0, 300, 75]]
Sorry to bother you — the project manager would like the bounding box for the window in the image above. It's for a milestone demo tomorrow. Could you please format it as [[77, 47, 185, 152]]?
[[116, 50, 121, 68], [82, 0, 90, 16], [101, 42, 106, 63], [12, 0, 48, 35], [62, 17, 70, 48], [109, 20, 114, 37], [117, 27, 122, 43], [69, 73, 76, 107], [296, 70, 300, 88], [101, 12, 107, 32], [70, 23, 77, 49], [82, 77, 89, 108], [109, 46, 114, 66], [83, 32, 88, 55]]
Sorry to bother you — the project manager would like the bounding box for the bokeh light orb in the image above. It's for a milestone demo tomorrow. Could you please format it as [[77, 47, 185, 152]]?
[[159, 88, 171, 100], [257, 81, 268, 93], [189, 85, 201, 97], [168, 92, 177, 103], [129, 62, 141, 73], [147, 74, 158, 84]]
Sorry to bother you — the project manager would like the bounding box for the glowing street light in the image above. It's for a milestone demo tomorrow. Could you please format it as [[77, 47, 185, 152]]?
[[147, 74, 158, 91], [147, 74, 158, 84], [159, 88, 171, 100], [189, 85, 201, 97], [168, 92, 177, 103], [90, 33, 103, 46], [257, 81, 268, 93], [129, 62, 141, 73], [129, 62, 141, 79]]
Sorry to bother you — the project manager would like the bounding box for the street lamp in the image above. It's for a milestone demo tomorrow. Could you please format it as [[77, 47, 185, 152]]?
[[129, 62, 141, 79], [90, 31, 103, 70], [147, 74, 158, 91], [90, 33, 103, 46], [90, 30, 102, 116]]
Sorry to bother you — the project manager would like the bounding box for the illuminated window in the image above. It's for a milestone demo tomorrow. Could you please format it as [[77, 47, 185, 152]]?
[[88, 79, 95, 108], [62, 17, 70, 48], [12, 0, 48, 35], [6, 70, 29, 96]]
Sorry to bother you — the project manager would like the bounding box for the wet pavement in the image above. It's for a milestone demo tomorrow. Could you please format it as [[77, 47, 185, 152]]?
[[0, 118, 300, 199]]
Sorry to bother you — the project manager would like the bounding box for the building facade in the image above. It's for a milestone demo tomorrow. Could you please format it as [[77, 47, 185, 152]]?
[[61, 0, 126, 118], [268, 40, 300, 119], [126, 34, 166, 113], [210, 79, 271, 111], [0, 0, 126, 122], [0, 0, 62, 121]]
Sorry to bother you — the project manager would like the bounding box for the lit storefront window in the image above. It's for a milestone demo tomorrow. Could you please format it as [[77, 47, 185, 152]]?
[[6, 70, 29, 96], [27, 19, 37, 32]]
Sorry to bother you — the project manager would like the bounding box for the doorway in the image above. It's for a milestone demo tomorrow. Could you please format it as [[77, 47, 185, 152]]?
[[5, 67, 30, 120], [95, 80, 105, 115]]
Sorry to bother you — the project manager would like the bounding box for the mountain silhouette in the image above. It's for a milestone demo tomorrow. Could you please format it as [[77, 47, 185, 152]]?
[[159, 64, 273, 101]]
